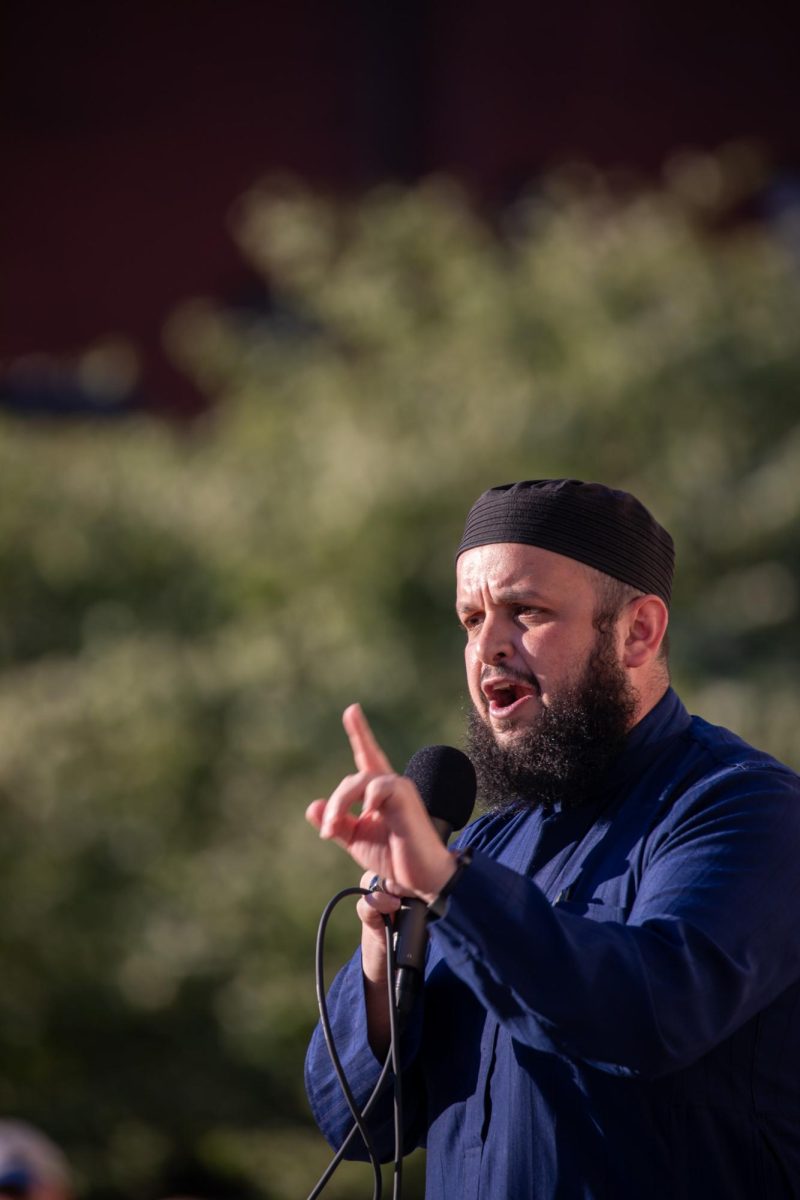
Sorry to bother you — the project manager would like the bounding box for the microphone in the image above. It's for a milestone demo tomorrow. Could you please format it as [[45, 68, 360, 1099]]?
[[393, 745, 476, 1024]]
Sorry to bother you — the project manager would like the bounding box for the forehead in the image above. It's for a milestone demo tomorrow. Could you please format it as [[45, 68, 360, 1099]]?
[[455, 542, 596, 603]]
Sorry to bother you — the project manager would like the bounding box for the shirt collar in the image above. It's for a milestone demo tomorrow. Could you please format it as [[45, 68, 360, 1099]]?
[[605, 685, 691, 792]]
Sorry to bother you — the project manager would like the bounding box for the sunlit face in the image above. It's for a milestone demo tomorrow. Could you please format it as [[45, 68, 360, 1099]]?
[[456, 542, 610, 744]]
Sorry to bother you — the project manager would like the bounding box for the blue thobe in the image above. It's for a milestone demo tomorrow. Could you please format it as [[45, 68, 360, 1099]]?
[[306, 689, 800, 1198]]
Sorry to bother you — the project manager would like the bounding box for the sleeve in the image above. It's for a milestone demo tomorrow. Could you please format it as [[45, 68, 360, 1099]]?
[[304, 946, 428, 1160], [430, 765, 800, 1079]]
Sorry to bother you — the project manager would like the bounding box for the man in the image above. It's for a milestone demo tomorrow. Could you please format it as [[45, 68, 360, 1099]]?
[[305, 479, 800, 1198]]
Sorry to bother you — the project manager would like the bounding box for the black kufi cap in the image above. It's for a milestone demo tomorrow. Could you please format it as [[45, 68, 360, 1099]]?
[[457, 479, 674, 606]]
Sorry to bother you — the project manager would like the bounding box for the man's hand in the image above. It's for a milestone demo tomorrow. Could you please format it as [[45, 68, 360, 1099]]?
[[307, 704, 457, 1055], [306, 704, 455, 903]]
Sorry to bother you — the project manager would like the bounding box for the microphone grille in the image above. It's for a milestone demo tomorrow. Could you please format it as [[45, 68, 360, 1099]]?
[[403, 744, 476, 832]]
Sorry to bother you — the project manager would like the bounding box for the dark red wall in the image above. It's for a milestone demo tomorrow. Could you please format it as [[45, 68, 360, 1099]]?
[[3, 0, 798, 414]]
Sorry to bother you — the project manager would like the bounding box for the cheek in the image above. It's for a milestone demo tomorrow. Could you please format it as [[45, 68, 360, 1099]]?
[[518, 629, 549, 668], [464, 645, 485, 704], [520, 628, 588, 683]]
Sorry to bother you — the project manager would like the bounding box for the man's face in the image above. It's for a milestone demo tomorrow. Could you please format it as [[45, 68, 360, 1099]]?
[[457, 541, 639, 811], [456, 542, 611, 744]]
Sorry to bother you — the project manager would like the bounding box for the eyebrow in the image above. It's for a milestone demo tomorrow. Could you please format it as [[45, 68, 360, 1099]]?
[[455, 587, 552, 616]]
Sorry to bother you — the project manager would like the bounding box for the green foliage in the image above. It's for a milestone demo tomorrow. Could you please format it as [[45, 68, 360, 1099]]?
[[2, 154, 799, 1197]]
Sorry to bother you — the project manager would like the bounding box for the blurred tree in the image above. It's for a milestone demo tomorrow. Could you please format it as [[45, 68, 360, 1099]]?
[[1, 152, 799, 1198]]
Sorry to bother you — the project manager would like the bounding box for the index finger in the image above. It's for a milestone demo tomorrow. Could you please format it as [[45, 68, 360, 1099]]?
[[343, 703, 392, 774]]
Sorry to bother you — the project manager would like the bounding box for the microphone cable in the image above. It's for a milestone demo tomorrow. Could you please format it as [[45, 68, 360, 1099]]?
[[306, 885, 406, 1200]]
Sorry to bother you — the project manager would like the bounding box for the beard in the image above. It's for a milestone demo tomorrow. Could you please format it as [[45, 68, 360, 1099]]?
[[465, 621, 637, 815]]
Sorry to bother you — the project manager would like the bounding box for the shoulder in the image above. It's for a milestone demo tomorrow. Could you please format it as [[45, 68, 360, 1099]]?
[[647, 711, 800, 858], [644, 703, 799, 800], [677, 713, 800, 803], [686, 712, 798, 779]]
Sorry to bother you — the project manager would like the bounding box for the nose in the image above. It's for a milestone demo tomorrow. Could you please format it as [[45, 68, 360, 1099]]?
[[473, 612, 513, 664]]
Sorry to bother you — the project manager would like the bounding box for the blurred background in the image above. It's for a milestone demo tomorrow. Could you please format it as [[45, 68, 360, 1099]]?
[[2, 2, 800, 1197]]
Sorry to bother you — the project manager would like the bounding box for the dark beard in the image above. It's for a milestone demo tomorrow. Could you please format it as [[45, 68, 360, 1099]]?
[[465, 623, 637, 815]]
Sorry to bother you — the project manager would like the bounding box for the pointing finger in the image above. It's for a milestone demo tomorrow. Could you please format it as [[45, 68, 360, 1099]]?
[[343, 703, 392, 775]]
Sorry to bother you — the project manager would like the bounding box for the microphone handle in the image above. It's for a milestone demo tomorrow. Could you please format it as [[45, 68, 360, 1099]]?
[[393, 899, 428, 1023]]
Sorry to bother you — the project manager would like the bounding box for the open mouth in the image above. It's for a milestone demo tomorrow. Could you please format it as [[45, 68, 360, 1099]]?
[[482, 676, 538, 718]]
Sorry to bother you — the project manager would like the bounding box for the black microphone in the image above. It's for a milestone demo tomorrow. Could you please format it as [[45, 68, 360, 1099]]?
[[393, 745, 476, 1024]]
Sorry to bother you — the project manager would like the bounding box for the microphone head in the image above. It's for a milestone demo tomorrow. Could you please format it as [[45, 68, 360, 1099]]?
[[403, 744, 476, 833]]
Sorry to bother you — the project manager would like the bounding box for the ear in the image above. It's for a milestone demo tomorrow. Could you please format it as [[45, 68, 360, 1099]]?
[[621, 595, 669, 669]]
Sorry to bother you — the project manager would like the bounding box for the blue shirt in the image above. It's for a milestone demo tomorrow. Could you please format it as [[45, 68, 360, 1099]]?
[[305, 690, 800, 1198]]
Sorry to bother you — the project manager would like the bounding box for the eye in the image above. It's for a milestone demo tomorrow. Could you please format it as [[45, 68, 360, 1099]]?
[[512, 604, 547, 622], [459, 612, 483, 633]]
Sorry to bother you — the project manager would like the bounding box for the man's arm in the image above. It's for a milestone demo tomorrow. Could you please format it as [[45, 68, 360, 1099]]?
[[430, 765, 800, 1077]]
